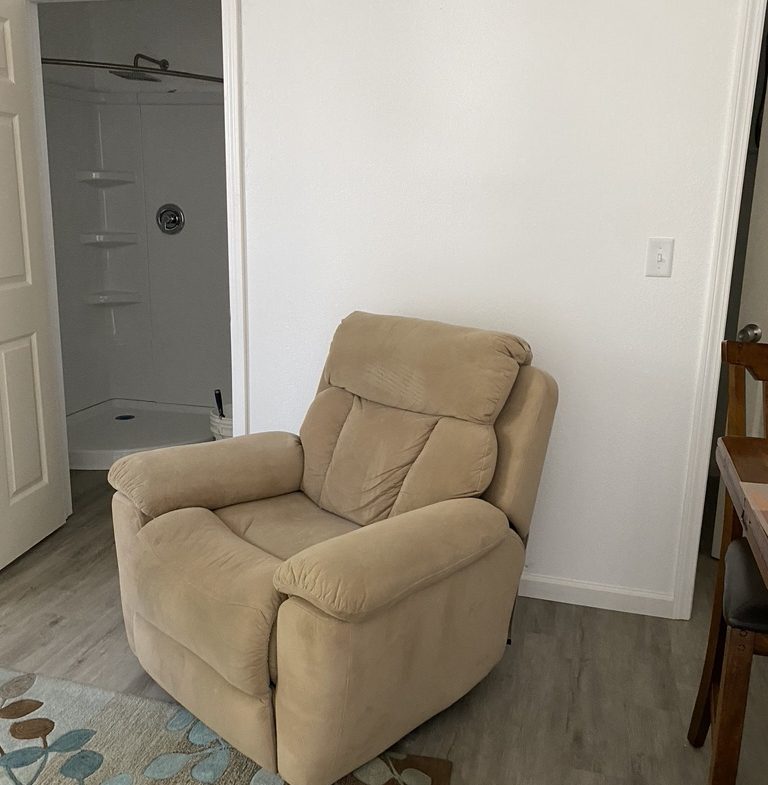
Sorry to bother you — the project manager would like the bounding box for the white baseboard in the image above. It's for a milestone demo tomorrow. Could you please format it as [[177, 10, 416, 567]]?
[[518, 571, 677, 619]]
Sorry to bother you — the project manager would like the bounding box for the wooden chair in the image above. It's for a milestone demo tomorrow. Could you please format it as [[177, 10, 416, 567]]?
[[688, 340, 768, 784]]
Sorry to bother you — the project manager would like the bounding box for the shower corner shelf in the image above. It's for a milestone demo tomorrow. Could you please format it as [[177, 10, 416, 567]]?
[[85, 290, 142, 306], [76, 170, 135, 188], [80, 232, 138, 248]]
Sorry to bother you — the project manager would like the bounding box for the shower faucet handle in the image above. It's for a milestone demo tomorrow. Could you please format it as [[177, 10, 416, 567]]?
[[156, 204, 185, 235]]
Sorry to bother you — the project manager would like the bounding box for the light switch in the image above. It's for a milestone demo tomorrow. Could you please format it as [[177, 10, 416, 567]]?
[[645, 238, 674, 278]]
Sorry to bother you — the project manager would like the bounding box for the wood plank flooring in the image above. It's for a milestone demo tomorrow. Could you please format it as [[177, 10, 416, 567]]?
[[0, 471, 767, 783], [0, 472, 167, 701]]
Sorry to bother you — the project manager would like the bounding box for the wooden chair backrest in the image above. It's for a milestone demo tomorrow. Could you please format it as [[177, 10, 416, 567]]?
[[722, 341, 768, 437]]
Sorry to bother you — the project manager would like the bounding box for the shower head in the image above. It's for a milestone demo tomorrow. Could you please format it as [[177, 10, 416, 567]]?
[[109, 53, 169, 83], [108, 69, 162, 82]]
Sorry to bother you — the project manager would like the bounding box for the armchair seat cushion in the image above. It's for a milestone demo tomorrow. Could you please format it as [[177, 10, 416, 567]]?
[[216, 491, 358, 560]]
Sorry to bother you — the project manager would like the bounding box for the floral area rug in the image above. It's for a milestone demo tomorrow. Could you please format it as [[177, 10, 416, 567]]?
[[0, 670, 451, 785]]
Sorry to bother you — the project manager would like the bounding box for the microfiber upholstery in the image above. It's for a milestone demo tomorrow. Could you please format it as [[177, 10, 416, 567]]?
[[300, 311, 532, 525], [273, 498, 513, 621], [133, 507, 281, 697], [109, 311, 559, 785]]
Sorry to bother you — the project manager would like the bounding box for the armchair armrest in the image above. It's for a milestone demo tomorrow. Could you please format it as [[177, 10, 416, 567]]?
[[108, 431, 304, 518], [273, 498, 512, 622]]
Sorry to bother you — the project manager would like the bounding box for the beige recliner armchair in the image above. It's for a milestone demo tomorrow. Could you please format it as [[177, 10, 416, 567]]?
[[109, 311, 557, 785]]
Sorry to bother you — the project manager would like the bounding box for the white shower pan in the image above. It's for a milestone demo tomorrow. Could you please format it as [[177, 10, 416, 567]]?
[[67, 398, 213, 470]]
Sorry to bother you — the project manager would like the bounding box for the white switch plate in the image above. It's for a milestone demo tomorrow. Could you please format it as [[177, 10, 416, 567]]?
[[645, 238, 674, 278]]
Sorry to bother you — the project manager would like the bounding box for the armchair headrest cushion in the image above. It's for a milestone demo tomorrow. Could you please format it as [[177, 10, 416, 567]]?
[[322, 311, 532, 424]]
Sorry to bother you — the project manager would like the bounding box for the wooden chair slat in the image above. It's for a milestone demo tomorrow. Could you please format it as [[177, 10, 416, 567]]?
[[722, 340, 768, 381], [727, 364, 746, 437]]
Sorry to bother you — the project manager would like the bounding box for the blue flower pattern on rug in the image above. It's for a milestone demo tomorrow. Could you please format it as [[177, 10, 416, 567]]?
[[0, 674, 113, 785], [143, 708, 231, 783], [0, 674, 265, 785], [0, 672, 444, 785]]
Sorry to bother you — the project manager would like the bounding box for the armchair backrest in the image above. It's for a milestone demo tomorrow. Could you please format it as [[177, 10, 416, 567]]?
[[300, 311, 557, 537], [483, 364, 558, 539]]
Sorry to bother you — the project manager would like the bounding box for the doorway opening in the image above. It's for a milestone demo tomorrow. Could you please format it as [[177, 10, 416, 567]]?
[[700, 12, 768, 559], [37, 0, 232, 470]]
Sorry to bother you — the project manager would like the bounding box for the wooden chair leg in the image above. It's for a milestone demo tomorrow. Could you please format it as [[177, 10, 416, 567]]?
[[708, 627, 755, 785], [689, 611, 726, 746], [689, 496, 739, 746]]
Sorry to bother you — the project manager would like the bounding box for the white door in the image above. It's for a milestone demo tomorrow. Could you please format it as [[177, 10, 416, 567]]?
[[0, 0, 70, 569]]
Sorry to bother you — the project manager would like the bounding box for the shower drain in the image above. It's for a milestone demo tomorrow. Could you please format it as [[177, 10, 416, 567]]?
[[115, 414, 136, 421]]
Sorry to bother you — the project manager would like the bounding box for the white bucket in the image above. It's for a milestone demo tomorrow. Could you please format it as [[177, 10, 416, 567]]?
[[209, 404, 233, 440]]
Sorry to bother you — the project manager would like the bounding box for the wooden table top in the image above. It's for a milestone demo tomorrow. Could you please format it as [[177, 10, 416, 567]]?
[[716, 436, 768, 586]]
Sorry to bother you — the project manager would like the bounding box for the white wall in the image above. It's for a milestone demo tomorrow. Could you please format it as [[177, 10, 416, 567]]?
[[239, 0, 753, 617]]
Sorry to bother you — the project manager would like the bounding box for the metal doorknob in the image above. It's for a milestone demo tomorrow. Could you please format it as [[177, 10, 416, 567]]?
[[737, 323, 762, 343]]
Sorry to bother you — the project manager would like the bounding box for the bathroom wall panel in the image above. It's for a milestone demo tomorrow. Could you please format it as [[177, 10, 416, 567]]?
[[44, 95, 109, 414], [95, 103, 155, 404], [140, 103, 231, 407], [41, 0, 230, 426], [46, 92, 231, 415]]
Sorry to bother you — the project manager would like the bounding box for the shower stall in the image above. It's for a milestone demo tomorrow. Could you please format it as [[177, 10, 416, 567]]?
[[41, 49, 231, 469]]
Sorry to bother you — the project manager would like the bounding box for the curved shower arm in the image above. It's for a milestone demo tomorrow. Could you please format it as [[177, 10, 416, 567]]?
[[134, 53, 170, 71]]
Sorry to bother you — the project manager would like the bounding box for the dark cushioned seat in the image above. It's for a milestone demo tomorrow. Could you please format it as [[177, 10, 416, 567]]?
[[724, 538, 768, 634]]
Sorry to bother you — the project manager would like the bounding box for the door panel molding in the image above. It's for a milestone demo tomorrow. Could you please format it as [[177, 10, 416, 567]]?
[[0, 17, 13, 84], [0, 331, 46, 500], [0, 111, 31, 287]]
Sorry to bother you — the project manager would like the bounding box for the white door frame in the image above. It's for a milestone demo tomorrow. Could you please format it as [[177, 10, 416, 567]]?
[[220, 0, 249, 436], [28, 0, 249, 437], [672, 0, 767, 618]]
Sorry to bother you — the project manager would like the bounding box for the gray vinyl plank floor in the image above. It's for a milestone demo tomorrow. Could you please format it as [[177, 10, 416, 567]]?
[[0, 471, 766, 784]]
